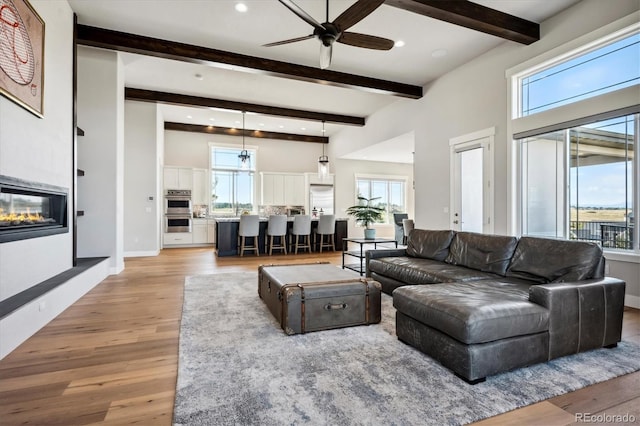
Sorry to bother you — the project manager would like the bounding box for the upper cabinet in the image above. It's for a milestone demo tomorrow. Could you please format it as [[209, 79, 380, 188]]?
[[164, 166, 193, 190], [261, 172, 305, 206], [192, 168, 208, 205]]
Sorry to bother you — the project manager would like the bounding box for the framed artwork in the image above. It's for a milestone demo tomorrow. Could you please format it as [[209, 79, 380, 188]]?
[[0, 0, 45, 117]]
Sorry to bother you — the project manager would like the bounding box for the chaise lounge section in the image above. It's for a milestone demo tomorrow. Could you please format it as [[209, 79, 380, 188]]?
[[366, 230, 626, 383]]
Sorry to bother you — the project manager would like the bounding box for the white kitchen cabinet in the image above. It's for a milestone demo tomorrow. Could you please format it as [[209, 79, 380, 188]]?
[[193, 221, 208, 244], [261, 172, 305, 206], [284, 174, 305, 205], [163, 232, 193, 245], [164, 167, 193, 190], [192, 168, 208, 205]]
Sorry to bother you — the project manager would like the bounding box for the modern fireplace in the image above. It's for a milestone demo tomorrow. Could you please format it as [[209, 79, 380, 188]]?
[[0, 175, 68, 243]]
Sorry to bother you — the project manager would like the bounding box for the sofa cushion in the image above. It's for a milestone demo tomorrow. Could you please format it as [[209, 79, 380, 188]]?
[[506, 236, 604, 283], [445, 232, 519, 276], [393, 281, 549, 344], [406, 229, 455, 261], [368, 257, 501, 285]]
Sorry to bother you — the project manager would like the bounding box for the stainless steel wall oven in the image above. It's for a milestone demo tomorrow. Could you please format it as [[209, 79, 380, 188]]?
[[165, 189, 192, 215], [165, 189, 192, 233], [165, 215, 192, 233]]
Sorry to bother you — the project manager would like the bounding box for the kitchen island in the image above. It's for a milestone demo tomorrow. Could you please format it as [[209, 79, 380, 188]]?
[[214, 217, 348, 256]]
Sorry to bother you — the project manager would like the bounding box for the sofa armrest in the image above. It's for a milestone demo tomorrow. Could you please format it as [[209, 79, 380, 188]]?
[[529, 277, 626, 360], [365, 248, 407, 277]]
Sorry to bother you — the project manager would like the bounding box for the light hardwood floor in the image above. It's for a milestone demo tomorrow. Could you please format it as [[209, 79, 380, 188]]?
[[0, 247, 638, 425]]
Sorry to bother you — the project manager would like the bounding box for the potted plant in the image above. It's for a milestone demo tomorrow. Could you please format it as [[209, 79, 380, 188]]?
[[346, 196, 385, 239]]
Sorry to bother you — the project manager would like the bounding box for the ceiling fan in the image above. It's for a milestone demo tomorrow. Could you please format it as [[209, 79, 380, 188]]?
[[264, 0, 394, 70]]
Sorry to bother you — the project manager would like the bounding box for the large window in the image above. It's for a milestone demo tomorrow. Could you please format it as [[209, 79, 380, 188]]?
[[355, 176, 406, 224], [210, 146, 255, 215], [519, 32, 639, 117], [512, 21, 639, 252], [519, 115, 636, 249]]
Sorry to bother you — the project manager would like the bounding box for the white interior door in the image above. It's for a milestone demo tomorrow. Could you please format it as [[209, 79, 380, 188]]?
[[450, 128, 495, 233]]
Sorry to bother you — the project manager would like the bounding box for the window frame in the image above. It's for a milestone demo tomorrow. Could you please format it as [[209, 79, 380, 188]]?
[[506, 14, 640, 258], [208, 142, 258, 215], [354, 173, 408, 225]]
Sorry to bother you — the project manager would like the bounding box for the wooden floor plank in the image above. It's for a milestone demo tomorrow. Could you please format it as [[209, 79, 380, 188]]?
[[0, 247, 637, 425], [472, 401, 575, 426]]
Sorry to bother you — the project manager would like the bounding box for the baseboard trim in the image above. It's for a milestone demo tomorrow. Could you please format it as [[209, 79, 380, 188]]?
[[625, 294, 640, 309], [124, 250, 160, 258]]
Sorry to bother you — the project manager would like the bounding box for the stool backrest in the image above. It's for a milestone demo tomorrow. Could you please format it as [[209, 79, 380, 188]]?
[[267, 215, 287, 235], [317, 214, 336, 235], [292, 215, 311, 235], [239, 215, 260, 237]]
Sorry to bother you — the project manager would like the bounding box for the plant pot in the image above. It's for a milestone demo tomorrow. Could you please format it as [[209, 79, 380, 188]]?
[[364, 228, 376, 239]]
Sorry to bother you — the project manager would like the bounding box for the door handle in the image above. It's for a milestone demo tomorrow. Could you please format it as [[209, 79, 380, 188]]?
[[453, 220, 459, 224]]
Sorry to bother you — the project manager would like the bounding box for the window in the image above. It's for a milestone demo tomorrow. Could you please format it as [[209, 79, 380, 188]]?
[[210, 146, 255, 215], [511, 20, 639, 252], [518, 32, 639, 117], [355, 176, 406, 224], [519, 114, 637, 250]]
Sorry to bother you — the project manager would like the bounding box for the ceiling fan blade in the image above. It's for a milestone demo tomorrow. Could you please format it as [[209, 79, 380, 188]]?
[[333, 0, 385, 31], [338, 32, 394, 50], [320, 43, 332, 70], [263, 34, 315, 47], [278, 0, 325, 31]]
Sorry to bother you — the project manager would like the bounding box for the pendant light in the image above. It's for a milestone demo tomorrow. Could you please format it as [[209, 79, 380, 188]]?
[[318, 121, 329, 179], [238, 111, 250, 170]]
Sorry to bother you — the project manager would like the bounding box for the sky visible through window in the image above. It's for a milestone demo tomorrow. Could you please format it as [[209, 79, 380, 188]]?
[[521, 32, 638, 212]]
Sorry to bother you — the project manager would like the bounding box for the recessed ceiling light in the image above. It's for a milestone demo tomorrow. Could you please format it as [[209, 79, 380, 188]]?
[[279, 125, 284, 129], [235, 3, 248, 12], [209, 118, 215, 121], [301, 127, 306, 131], [432, 48, 448, 58], [187, 115, 192, 119], [394, 40, 405, 48], [259, 123, 265, 127], [235, 120, 241, 124]]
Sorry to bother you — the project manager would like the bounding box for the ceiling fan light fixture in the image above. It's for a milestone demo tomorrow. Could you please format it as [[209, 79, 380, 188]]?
[[235, 3, 248, 13]]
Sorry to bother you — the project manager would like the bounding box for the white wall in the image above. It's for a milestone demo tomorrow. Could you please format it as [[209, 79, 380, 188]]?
[[0, 0, 108, 359], [0, 1, 74, 301], [331, 0, 640, 304], [77, 47, 125, 274], [124, 101, 161, 256]]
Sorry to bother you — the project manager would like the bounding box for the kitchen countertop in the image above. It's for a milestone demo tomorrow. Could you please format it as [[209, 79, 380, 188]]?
[[212, 217, 348, 223]]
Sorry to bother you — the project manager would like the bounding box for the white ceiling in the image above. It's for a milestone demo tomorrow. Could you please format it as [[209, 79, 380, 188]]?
[[68, 0, 581, 160]]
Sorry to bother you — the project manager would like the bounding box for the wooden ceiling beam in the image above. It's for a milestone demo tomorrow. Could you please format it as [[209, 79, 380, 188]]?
[[126, 88, 364, 126], [164, 122, 328, 144], [76, 24, 422, 99], [384, 0, 540, 45]]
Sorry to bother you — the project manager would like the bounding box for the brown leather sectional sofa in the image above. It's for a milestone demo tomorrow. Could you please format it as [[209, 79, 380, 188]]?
[[365, 229, 626, 383]]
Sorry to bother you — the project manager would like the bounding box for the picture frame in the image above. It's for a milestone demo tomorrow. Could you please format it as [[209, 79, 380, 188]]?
[[0, 0, 45, 118]]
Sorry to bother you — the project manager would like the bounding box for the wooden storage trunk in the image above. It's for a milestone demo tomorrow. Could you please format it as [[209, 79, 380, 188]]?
[[258, 263, 381, 335]]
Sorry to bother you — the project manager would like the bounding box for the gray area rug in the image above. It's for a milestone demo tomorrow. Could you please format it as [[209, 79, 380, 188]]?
[[174, 272, 640, 425]]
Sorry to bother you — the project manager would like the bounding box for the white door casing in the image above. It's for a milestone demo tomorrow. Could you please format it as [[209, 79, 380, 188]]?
[[449, 127, 495, 234]]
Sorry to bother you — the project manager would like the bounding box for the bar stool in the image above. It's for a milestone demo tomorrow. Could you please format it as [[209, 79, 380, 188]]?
[[290, 215, 312, 254], [266, 215, 288, 255], [402, 219, 414, 245], [315, 214, 336, 252], [238, 215, 260, 256]]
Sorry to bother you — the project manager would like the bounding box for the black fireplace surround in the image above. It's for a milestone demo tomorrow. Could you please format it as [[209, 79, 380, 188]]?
[[0, 175, 68, 243]]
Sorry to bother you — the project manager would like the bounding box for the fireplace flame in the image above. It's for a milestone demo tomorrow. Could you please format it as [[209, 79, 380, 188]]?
[[0, 207, 47, 225]]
